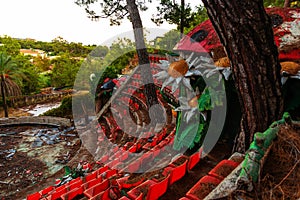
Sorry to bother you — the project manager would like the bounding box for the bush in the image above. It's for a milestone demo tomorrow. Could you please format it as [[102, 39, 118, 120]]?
[[42, 95, 73, 118], [42, 93, 94, 119]]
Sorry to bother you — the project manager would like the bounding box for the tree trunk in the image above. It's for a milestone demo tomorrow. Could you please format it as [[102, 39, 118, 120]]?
[[126, 0, 163, 125], [180, 0, 185, 37], [284, 0, 291, 7], [1, 75, 8, 117], [202, 0, 284, 152]]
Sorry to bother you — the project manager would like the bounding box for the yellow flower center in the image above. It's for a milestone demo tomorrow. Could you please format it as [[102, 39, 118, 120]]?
[[280, 61, 300, 75], [167, 59, 189, 78], [188, 95, 200, 108], [214, 57, 230, 68]]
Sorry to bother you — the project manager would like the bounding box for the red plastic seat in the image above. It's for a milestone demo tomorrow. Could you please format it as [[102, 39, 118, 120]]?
[[186, 175, 221, 200], [168, 157, 188, 185], [179, 197, 192, 200], [90, 188, 110, 200], [127, 174, 170, 200], [27, 192, 41, 200], [150, 146, 161, 157], [95, 166, 109, 176], [83, 179, 110, 199], [208, 159, 239, 180], [187, 149, 202, 171], [61, 186, 84, 200], [120, 151, 129, 161], [83, 176, 103, 190], [117, 176, 145, 189], [140, 152, 153, 167], [126, 160, 140, 173], [84, 171, 97, 183], [40, 186, 54, 196], [106, 159, 120, 169], [68, 177, 83, 191], [128, 145, 137, 153], [119, 196, 131, 200], [105, 169, 118, 179], [97, 154, 109, 164], [47, 187, 67, 200], [142, 142, 152, 151]]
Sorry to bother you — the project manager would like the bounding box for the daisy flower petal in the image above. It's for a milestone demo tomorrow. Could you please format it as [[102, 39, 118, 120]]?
[[158, 60, 170, 70], [222, 68, 232, 80], [186, 52, 195, 63], [161, 76, 174, 90], [186, 111, 194, 123], [154, 71, 168, 79], [175, 77, 183, 84], [190, 69, 202, 76], [172, 82, 179, 93], [200, 112, 207, 121], [182, 77, 193, 91], [185, 71, 194, 77]]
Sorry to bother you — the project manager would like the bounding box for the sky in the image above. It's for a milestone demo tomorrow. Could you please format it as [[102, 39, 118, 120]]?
[[0, 0, 199, 46]]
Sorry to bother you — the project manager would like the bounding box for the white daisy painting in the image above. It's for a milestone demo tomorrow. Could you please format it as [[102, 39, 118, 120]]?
[[175, 89, 207, 123], [154, 53, 205, 93]]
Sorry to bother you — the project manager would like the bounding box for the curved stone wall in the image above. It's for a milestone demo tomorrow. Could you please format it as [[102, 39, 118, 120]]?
[[0, 116, 71, 127]]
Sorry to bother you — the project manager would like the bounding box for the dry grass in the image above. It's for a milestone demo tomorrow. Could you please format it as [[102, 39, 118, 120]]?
[[226, 123, 300, 200], [259, 123, 300, 200]]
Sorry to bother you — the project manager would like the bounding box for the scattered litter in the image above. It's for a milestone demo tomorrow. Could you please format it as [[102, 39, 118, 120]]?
[[5, 149, 16, 160], [32, 138, 43, 148], [0, 132, 17, 137], [31, 126, 77, 147]]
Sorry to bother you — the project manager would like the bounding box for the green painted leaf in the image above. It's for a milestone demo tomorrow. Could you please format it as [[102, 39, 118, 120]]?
[[198, 88, 212, 111], [63, 166, 72, 176]]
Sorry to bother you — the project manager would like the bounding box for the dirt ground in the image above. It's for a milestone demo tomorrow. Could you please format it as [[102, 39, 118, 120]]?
[[1, 104, 299, 200], [0, 125, 91, 200], [0, 107, 32, 118]]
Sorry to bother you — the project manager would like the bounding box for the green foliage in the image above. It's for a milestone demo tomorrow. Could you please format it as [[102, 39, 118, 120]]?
[[14, 54, 42, 94], [183, 7, 209, 34], [0, 52, 23, 96], [86, 38, 136, 88], [75, 0, 151, 25], [291, 0, 300, 7], [33, 56, 51, 72], [20, 67, 41, 95], [0, 35, 108, 58], [89, 45, 109, 58], [102, 38, 135, 67], [43, 93, 94, 119], [0, 36, 21, 56], [263, 0, 284, 7], [51, 54, 82, 88], [152, 29, 181, 50], [38, 73, 52, 88], [263, 0, 299, 7], [152, 1, 208, 33], [0, 35, 110, 95], [0, 52, 23, 117], [43, 95, 73, 118]]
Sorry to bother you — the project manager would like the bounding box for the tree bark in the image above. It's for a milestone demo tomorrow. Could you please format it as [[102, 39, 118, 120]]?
[[202, 0, 283, 152], [1, 75, 8, 118], [180, 0, 185, 36], [126, 0, 163, 125], [284, 0, 291, 7]]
